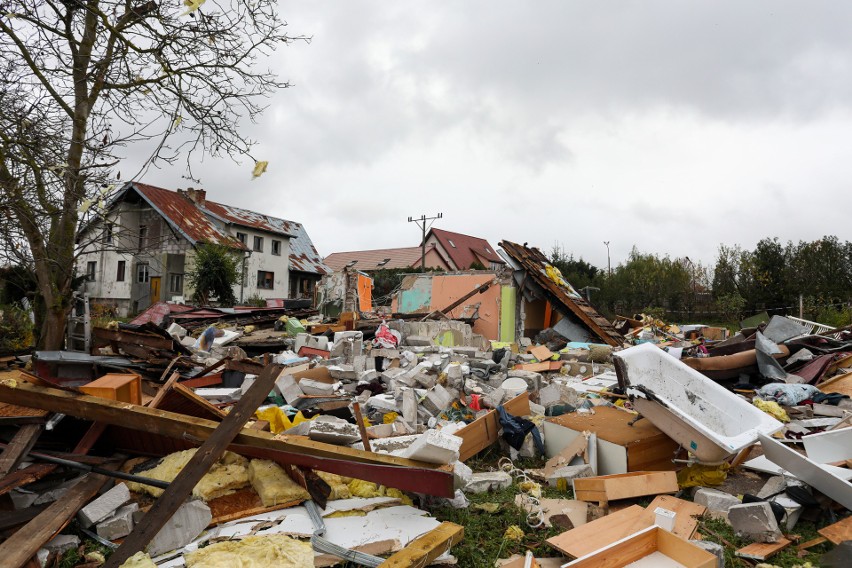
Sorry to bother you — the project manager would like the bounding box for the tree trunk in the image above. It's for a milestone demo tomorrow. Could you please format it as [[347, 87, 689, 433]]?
[[41, 303, 70, 351]]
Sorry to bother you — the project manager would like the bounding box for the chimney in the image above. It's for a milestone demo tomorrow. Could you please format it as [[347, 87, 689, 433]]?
[[185, 187, 206, 207]]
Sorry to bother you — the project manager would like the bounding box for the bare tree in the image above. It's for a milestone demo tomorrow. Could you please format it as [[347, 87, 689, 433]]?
[[0, 1, 301, 348]]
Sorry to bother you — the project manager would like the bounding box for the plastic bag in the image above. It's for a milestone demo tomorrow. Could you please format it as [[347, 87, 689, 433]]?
[[677, 462, 730, 488], [372, 321, 401, 349]]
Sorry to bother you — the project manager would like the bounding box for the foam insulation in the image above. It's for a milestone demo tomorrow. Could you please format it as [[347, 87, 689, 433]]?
[[316, 471, 352, 500], [126, 449, 249, 501], [184, 534, 313, 568], [118, 552, 157, 568], [248, 460, 310, 507]]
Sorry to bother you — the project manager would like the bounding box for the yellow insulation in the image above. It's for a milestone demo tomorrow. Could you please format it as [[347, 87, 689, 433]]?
[[248, 460, 310, 507], [184, 535, 313, 568], [126, 449, 250, 501]]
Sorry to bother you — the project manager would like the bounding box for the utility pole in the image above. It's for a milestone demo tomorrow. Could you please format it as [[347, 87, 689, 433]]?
[[603, 241, 611, 277], [408, 213, 443, 270]]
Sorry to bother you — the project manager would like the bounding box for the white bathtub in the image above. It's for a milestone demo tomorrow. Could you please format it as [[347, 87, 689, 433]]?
[[614, 343, 784, 463]]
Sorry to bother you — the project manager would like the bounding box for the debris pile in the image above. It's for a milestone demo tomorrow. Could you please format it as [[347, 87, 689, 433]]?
[[1, 252, 851, 567]]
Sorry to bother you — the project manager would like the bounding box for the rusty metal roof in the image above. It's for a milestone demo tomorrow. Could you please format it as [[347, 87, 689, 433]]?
[[288, 221, 329, 276], [203, 201, 297, 238], [132, 183, 245, 249]]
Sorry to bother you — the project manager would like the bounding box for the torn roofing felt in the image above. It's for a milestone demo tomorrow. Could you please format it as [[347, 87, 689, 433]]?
[[499, 240, 625, 347]]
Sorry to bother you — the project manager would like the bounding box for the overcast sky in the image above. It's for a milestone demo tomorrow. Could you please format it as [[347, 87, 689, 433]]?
[[131, 1, 852, 271]]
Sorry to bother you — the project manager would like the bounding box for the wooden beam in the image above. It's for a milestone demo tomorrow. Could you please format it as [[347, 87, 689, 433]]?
[[0, 468, 115, 568], [146, 371, 181, 409], [378, 522, 464, 567], [105, 363, 283, 567], [0, 380, 445, 472], [92, 327, 174, 350], [0, 424, 43, 477]]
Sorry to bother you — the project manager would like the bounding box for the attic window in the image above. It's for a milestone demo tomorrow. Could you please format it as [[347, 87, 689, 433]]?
[[376, 258, 391, 267], [485, 246, 492, 253], [448, 239, 456, 248]]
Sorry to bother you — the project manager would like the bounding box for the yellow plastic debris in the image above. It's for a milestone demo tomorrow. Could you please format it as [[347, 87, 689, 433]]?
[[256, 407, 314, 434], [473, 503, 500, 513], [504, 525, 525, 541], [677, 462, 730, 488], [519, 480, 542, 498], [383, 412, 399, 424], [182, 0, 207, 16], [753, 398, 790, 422]]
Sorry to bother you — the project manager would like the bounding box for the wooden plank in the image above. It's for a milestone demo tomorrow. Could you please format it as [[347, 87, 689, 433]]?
[[0, 505, 47, 531], [560, 523, 658, 567], [206, 488, 301, 526], [0, 380, 452, 493], [529, 345, 554, 362], [796, 536, 827, 550], [0, 424, 43, 477], [573, 471, 678, 504], [173, 383, 228, 419], [735, 538, 792, 561], [0, 468, 115, 568], [378, 522, 464, 567], [642, 495, 706, 540], [546, 504, 651, 558], [146, 371, 181, 409], [818, 514, 852, 544], [104, 363, 284, 567], [457, 392, 530, 462], [818, 372, 852, 396]]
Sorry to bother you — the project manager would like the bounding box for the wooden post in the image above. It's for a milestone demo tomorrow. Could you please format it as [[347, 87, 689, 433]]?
[[352, 402, 372, 452], [104, 363, 283, 567], [378, 522, 463, 567]]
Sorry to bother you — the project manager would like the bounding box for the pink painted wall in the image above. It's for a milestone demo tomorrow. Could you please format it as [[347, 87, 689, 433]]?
[[431, 273, 501, 340]]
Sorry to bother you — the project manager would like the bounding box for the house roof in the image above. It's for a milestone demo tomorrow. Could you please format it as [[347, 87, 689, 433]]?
[[132, 183, 243, 248], [130, 183, 326, 274], [324, 247, 423, 272], [203, 201, 297, 238], [288, 222, 330, 276], [428, 228, 504, 270]]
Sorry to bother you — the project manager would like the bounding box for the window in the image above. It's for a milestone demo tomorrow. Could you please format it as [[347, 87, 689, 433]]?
[[253, 236, 263, 252], [138, 225, 148, 252], [257, 270, 274, 289], [169, 273, 184, 294], [485, 246, 492, 253], [236, 232, 247, 244], [271, 239, 281, 256], [104, 224, 113, 245], [137, 263, 149, 283], [86, 261, 97, 281], [376, 258, 391, 267], [116, 261, 126, 282], [448, 239, 456, 248]]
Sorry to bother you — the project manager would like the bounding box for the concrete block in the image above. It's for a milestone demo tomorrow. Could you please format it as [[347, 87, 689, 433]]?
[[327, 365, 358, 380], [728, 502, 783, 543], [421, 384, 453, 415], [689, 540, 725, 568], [44, 534, 80, 556], [308, 418, 362, 445], [453, 461, 473, 490], [146, 500, 212, 557], [464, 471, 512, 494], [771, 494, 803, 531], [546, 464, 595, 487], [405, 335, 433, 347], [274, 373, 304, 404], [299, 378, 336, 396], [34, 476, 84, 505], [9, 489, 38, 510], [693, 487, 741, 518], [413, 372, 437, 389], [78, 482, 130, 528], [402, 430, 462, 464], [756, 476, 787, 499], [483, 388, 506, 409], [367, 393, 400, 413], [96, 503, 138, 540]]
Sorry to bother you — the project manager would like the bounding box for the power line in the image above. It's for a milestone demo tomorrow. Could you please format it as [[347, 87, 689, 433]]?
[[407, 213, 442, 270]]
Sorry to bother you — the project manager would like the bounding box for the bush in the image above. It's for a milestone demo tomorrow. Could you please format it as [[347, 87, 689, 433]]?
[[0, 303, 35, 352]]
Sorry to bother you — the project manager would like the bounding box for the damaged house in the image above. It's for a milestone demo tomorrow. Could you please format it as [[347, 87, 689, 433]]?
[[75, 183, 327, 316]]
